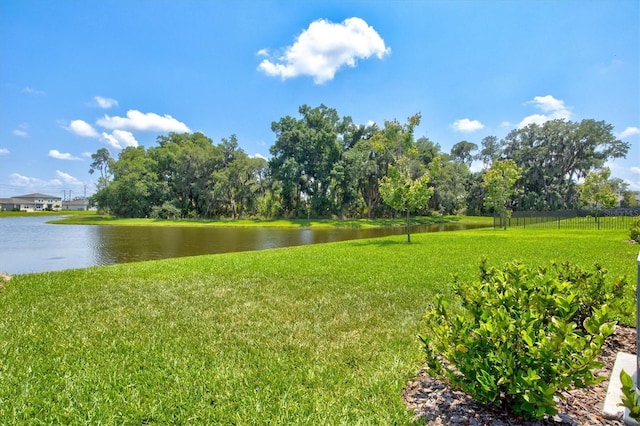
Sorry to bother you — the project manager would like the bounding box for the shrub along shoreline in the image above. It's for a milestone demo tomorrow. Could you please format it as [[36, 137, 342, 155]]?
[[0, 227, 636, 423], [46, 214, 492, 228]]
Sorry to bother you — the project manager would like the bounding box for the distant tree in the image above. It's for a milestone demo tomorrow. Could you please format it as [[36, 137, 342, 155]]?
[[427, 156, 471, 215], [482, 159, 522, 230], [477, 135, 503, 169], [89, 148, 113, 191], [579, 168, 620, 209], [108, 146, 159, 218], [415, 136, 442, 166], [502, 119, 629, 210], [343, 135, 388, 218], [621, 190, 640, 208], [450, 141, 478, 165], [379, 158, 433, 242], [269, 105, 344, 217]]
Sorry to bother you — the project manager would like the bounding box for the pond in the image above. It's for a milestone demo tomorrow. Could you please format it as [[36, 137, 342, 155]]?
[[0, 216, 486, 274]]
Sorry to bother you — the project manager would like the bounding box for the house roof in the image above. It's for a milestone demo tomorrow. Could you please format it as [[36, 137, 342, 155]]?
[[14, 193, 62, 200]]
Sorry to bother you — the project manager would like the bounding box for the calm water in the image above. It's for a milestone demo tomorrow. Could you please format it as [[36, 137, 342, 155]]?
[[0, 216, 485, 274]]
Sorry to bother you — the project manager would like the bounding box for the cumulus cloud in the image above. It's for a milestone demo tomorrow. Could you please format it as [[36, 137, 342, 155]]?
[[0, 148, 10, 156], [451, 118, 485, 132], [518, 95, 572, 128], [49, 149, 82, 161], [9, 173, 58, 187], [96, 110, 191, 133], [617, 126, 640, 139], [55, 170, 83, 185], [93, 96, 119, 109], [100, 130, 139, 150], [67, 119, 99, 137], [258, 17, 390, 84]]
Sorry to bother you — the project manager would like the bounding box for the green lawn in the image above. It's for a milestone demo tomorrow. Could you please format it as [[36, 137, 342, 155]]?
[[0, 227, 637, 424]]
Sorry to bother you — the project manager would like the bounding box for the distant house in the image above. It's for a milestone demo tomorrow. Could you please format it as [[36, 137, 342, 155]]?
[[0, 193, 62, 212], [61, 199, 90, 211]]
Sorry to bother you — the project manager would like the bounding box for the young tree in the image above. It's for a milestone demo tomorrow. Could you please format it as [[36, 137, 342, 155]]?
[[379, 158, 433, 242], [482, 159, 522, 230], [579, 167, 620, 209]]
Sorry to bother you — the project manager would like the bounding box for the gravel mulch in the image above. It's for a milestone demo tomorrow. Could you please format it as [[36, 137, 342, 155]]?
[[403, 325, 637, 425]]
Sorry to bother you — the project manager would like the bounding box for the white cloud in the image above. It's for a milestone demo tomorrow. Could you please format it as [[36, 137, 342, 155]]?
[[100, 130, 139, 150], [55, 170, 83, 185], [607, 161, 640, 191], [519, 95, 572, 128], [67, 119, 99, 138], [258, 17, 391, 84], [9, 173, 59, 187], [617, 126, 640, 139], [451, 118, 485, 132], [257, 48, 269, 57], [0, 148, 10, 156], [96, 110, 191, 133], [49, 149, 82, 161], [93, 96, 119, 109], [12, 129, 28, 137], [22, 86, 46, 95], [250, 153, 268, 161]]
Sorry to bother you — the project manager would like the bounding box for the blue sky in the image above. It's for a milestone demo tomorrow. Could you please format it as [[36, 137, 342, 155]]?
[[1, 0, 638, 198]]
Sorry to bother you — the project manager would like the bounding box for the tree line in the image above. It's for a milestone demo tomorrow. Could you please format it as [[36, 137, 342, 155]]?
[[89, 104, 635, 219]]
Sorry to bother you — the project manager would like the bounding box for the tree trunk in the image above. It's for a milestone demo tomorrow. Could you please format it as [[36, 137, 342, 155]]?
[[406, 209, 411, 243]]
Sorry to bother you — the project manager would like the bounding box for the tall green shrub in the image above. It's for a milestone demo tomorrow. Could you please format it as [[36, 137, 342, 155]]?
[[629, 216, 640, 243], [420, 259, 621, 420]]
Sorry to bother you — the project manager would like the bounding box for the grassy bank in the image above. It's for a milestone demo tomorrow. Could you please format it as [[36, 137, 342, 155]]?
[[49, 214, 492, 228], [0, 227, 637, 424], [0, 210, 95, 218]]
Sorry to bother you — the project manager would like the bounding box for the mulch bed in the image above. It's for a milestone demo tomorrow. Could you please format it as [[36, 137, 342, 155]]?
[[403, 325, 637, 425]]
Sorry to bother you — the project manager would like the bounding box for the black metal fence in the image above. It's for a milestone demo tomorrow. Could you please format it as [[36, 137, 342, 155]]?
[[494, 208, 640, 230]]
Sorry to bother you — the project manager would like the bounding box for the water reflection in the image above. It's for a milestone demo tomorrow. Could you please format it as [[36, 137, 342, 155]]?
[[0, 216, 487, 274]]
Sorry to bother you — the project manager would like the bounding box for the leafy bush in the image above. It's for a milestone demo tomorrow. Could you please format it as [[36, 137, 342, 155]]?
[[420, 259, 618, 420], [629, 217, 640, 243], [150, 201, 181, 219], [552, 261, 628, 328], [619, 369, 640, 422]]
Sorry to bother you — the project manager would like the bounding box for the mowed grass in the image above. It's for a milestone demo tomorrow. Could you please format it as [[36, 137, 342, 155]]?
[[0, 227, 637, 424]]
